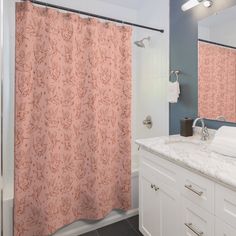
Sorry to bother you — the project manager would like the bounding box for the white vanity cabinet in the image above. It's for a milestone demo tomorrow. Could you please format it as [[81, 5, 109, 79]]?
[[139, 149, 236, 236], [139, 152, 182, 236]]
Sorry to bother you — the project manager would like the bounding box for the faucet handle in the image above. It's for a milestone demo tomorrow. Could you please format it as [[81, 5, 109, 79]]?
[[201, 126, 209, 141], [143, 115, 152, 129]]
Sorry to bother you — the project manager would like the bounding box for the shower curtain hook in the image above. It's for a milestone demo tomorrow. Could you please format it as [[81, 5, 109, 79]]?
[[45, 1, 49, 10], [121, 20, 125, 27]]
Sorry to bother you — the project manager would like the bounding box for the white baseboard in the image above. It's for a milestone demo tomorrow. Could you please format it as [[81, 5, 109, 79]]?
[[54, 208, 139, 236]]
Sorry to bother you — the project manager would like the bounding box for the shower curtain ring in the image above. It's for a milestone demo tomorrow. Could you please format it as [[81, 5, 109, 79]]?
[[45, 1, 49, 10]]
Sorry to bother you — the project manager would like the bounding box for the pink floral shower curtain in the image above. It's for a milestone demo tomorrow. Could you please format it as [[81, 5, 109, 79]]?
[[198, 41, 236, 122], [14, 2, 132, 236]]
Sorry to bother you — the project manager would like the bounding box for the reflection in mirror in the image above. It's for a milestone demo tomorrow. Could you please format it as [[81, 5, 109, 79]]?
[[198, 5, 236, 123]]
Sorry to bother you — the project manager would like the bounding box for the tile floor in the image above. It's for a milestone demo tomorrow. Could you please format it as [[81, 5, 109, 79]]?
[[80, 215, 143, 236]]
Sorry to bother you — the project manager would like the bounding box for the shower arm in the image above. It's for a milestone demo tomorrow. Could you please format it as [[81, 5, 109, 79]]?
[[141, 37, 151, 42]]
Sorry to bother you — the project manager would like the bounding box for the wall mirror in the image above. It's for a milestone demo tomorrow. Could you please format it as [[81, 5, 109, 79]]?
[[198, 5, 236, 123]]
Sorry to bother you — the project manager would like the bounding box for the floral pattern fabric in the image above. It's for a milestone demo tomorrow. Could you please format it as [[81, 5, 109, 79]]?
[[198, 41, 236, 122], [14, 2, 132, 236]]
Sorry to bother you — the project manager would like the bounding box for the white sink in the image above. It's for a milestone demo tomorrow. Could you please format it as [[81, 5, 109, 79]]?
[[165, 139, 208, 153]]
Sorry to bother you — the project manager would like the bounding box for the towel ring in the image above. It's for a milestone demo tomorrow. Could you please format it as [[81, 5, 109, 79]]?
[[170, 70, 181, 82]]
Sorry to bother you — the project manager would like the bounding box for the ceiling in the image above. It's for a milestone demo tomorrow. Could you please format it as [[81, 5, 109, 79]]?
[[199, 5, 236, 27], [98, 0, 145, 9]]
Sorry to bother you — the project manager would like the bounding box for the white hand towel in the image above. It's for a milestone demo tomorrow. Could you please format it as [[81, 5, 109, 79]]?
[[211, 126, 236, 158], [168, 81, 180, 103]]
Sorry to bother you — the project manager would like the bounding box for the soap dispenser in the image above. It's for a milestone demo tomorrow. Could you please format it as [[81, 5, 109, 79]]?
[[180, 118, 193, 137]]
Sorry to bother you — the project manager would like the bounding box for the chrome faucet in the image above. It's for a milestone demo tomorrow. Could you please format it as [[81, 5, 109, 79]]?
[[192, 118, 209, 141]]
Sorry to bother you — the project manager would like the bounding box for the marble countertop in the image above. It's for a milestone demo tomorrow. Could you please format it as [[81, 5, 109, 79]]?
[[136, 132, 236, 190]]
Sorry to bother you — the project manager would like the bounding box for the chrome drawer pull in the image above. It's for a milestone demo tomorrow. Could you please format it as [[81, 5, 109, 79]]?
[[185, 184, 203, 196], [185, 223, 203, 236]]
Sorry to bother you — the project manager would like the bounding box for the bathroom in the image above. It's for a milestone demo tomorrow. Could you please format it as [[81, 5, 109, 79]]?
[[1, 0, 236, 235]]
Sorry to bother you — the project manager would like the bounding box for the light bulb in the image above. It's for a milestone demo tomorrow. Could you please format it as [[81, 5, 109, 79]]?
[[181, 0, 201, 11], [203, 0, 212, 8]]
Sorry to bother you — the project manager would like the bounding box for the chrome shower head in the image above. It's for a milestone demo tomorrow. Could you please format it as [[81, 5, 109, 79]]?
[[134, 36, 151, 48]]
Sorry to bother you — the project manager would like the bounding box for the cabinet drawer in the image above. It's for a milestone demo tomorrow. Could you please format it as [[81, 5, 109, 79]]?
[[215, 184, 236, 229], [182, 198, 214, 236], [181, 168, 214, 213], [141, 153, 179, 190], [215, 218, 236, 236]]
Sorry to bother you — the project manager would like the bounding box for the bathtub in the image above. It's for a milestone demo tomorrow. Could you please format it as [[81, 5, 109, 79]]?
[[3, 163, 139, 236], [54, 166, 139, 236]]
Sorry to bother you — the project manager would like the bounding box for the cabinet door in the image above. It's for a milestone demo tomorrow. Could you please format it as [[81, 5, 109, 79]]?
[[182, 198, 214, 236], [139, 170, 182, 236], [215, 184, 236, 228], [159, 184, 182, 236], [215, 218, 236, 236], [139, 175, 161, 236]]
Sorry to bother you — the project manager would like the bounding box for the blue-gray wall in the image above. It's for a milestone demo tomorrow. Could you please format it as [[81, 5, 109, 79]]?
[[170, 0, 236, 134]]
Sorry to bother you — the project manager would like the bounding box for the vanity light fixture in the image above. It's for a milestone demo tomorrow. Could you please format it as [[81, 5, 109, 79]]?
[[181, 0, 213, 11]]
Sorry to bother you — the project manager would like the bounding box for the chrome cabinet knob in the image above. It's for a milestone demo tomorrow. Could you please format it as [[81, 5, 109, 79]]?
[[150, 184, 159, 191], [154, 186, 159, 191]]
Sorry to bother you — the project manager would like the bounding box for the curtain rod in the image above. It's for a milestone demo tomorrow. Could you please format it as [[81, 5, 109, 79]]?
[[21, 0, 164, 33], [198, 39, 236, 50]]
